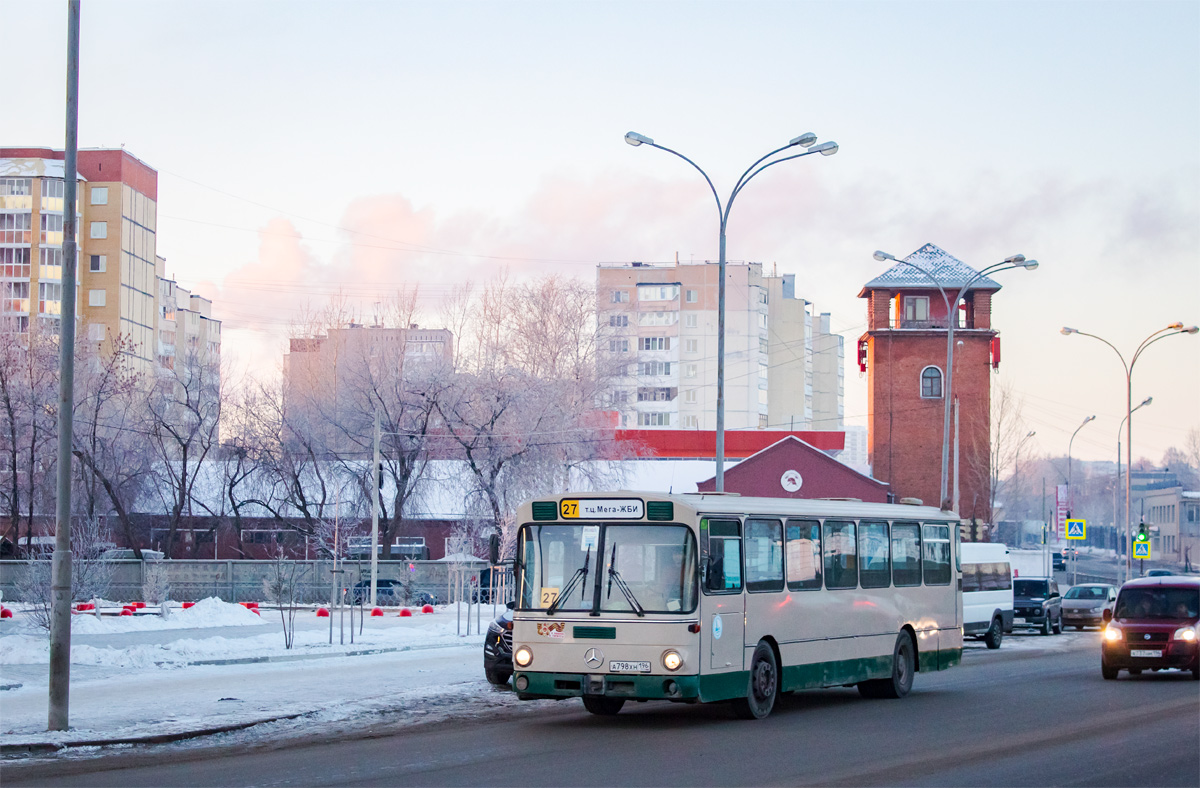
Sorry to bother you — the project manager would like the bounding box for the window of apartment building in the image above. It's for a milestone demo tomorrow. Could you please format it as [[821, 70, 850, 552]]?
[[41, 178, 64, 199], [682, 415, 698, 429], [1, 247, 31, 278], [90, 186, 108, 205], [685, 339, 698, 354], [610, 390, 630, 405], [684, 314, 697, 329], [38, 282, 61, 314], [88, 289, 106, 307], [637, 387, 676, 402], [637, 284, 679, 302], [2, 281, 30, 311], [759, 414, 769, 428], [757, 290, 768, 305], [40, 213, 64, 243], [88, 323, 106, 341], [637, 412, 671, 427], [685, 289, 697, 303], [610, 289, 630, 303], [1, 178, 33, 197], [90, 254, 106, 273], [905, 296, 929, 323], [638, 311, 676, 327], [638, 361, 671, 376], [685, 363, 698, 379], [920, 366, 943, 398], [90, 221, 107, 239], [639, 336, 670, 351], [0, 212, 32, 244], [609, 338, 629, 353], [684, 389, 697, 404], [609, 313, 628, 327], [759, 338, 769, 355]]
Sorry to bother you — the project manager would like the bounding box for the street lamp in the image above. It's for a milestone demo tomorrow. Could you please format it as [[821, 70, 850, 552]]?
[[1066, 414, 1096, 507], [1061, 323, 1198, 581], [1114, 396, 1151, 573], [626, 130, 839, 491], [874, 250, 1039, 509]]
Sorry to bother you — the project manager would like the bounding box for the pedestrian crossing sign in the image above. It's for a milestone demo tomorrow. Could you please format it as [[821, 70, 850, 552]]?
[[1065, 519, 1086, 539], [1133, 541, 1151, 560]]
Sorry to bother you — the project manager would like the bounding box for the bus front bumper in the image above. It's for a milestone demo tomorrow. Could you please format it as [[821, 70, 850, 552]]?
[[514, 671, 701, 702]]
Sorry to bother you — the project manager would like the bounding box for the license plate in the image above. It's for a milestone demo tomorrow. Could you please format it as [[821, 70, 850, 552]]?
[[609, 661, 651, 673], [1013, 617, 1025, 624], [1130, 649, 1162, 658]]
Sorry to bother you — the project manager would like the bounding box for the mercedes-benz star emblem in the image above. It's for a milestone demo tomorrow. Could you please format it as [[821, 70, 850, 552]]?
[[584, 647, 604, 669]]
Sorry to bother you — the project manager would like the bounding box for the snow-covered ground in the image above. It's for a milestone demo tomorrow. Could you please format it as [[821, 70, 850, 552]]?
[[0, 598, 518, 749]]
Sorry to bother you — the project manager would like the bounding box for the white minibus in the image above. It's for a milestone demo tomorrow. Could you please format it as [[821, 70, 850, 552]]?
[[960, 542, 1014, 649]]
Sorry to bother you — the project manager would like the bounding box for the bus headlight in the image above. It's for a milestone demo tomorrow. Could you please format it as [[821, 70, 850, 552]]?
[[1173, 626, 1197, 642], [514, 645, 534, 667], [1103, 626, 1123, 642], [662, 649, 683, 671]]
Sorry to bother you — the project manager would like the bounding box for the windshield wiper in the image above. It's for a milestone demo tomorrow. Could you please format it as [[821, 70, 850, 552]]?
[[547, 545, 590, 615], [605, 542, 645, 617]]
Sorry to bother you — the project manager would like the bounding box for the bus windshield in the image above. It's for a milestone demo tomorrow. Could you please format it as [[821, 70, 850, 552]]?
[[519, 523, 697, 614]]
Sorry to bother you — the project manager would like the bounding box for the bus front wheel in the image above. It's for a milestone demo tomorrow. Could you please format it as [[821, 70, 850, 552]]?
[[732, 641, 778, 720], [858, 632, 915, 700]]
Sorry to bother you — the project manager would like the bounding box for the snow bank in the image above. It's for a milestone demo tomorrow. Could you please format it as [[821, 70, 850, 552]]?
[[70, 597, 267, 634]]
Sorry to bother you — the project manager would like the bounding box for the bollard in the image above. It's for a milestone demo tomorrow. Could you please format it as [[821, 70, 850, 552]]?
[[316, 607, 330, 617], [421, 604, 434, 614], [399, 608, 413, 617], [370, 607, 384, 617]]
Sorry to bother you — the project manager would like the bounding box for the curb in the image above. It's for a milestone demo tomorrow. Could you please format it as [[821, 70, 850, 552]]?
[[181, 638, 473, 667], [0, 712, 307, 757]]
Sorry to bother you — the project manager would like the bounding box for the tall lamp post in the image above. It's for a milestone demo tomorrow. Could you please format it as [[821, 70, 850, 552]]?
[[1066, 414, 1096, 511], [1061, 324, 1198, 582], [624, 131, 838, 492], [1115, 396, 1151, 576], [873, 250, 1039, 510]]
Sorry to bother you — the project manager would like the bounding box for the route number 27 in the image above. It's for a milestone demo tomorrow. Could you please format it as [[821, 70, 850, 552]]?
[[560, 500, 579, 518]]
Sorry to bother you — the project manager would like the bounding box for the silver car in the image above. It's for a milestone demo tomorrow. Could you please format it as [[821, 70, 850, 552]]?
[[1062, 583, 1116, 630]]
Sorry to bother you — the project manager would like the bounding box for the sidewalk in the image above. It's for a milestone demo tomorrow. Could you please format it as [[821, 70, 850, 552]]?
[[0, 600, 508, 755]]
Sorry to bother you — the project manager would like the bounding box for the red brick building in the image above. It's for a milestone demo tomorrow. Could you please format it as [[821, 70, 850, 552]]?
[[695, 436, 889, 502], [858, 244, 1001, 520]]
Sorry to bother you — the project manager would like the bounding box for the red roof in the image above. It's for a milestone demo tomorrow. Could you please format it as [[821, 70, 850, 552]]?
[[614, 429, 844, 459]]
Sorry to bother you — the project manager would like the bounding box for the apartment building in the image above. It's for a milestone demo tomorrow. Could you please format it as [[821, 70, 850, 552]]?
[[0, 147, 220, 375], [155, 256, 221, 371], [595, 260, 843, 432]]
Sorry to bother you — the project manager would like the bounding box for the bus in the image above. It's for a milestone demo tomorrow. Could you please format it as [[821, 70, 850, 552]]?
[[509, 492, 962, 719]]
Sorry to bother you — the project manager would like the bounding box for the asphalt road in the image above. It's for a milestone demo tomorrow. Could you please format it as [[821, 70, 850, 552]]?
[[5, 632, 1198, 787]]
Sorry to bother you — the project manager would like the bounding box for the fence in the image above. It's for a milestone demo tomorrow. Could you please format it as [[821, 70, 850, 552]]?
[[0, 559, 514, 606]]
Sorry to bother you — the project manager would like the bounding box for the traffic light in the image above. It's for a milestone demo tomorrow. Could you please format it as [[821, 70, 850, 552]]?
[[1135, 522, 1149, 542]]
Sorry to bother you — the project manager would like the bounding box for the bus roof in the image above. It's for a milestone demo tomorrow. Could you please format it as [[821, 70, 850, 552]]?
[[519, 491, 957, 522]]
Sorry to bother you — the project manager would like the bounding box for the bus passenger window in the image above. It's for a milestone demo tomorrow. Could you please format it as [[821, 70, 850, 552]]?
[[891, 522, 922, 587], [859, 521, 890, 589], [922, 524, 952, 585], [745, 519, 783, 592], [822, 520, 857, 590], [785, 519, 822, 591]]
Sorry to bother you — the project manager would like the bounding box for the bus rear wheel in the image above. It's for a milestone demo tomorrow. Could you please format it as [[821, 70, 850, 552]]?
[[732, 641, 778, 719], [582, 696, 625, 716], [858, 632, 915, 699]]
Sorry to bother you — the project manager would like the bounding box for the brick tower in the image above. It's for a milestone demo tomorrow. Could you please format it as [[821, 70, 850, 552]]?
[[857, 244, 1001, 520]]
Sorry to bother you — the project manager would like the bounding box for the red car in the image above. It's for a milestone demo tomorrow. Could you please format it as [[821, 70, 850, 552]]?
[[1102, 576, 1199, 680]]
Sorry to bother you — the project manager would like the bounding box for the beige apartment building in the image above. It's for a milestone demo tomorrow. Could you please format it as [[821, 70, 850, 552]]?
[[1, 147, 220, 374], [596, 261, 843, 431]]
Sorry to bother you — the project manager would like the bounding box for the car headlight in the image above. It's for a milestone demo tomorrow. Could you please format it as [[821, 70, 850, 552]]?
[[487, 621, 503, 635], [662, 649, 683, 672], [514, 645, 533, 667], [1173, 626, 1197, 642], [1103, 626, 1123, 642]]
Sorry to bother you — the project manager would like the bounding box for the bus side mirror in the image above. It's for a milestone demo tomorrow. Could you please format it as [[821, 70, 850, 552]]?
[[1103, 609, 1113, 623], [488, 534, 500, 565]]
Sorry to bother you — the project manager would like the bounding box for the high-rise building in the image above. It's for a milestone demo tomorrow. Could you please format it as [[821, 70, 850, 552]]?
[[595, 260, 843, 431], [0, 147, 220, 374]]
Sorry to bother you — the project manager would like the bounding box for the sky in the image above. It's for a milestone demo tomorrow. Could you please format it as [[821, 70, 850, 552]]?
[[8, 0, 1199, 466]]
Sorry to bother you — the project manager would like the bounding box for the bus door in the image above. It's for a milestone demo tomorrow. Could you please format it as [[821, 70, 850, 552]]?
[[702, 518, 744, 671]]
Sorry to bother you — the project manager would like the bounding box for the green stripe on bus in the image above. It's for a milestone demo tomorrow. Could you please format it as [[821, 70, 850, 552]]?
[[516, 672, 700, 700]]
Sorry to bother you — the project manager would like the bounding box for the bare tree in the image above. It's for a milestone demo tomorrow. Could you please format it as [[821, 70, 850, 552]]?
[[13, 515, 113, 631], [262, 547, 307, 648], [964, 380, 1031, 529]]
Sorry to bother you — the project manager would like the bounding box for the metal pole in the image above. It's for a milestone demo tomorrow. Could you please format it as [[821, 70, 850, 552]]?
[[952, 397, 960, 516], [715, 225, 726, 491], [49, 0, 81, 732], [370, 408, 380, 606], [1125, 371, 1132, 584]]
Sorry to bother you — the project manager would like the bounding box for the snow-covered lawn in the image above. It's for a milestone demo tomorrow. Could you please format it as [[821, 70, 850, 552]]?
[[0, 598, 506, 748]]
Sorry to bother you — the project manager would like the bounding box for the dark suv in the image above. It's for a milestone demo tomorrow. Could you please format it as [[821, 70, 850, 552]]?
[[1101, 577, 1199, 680], [483, 602, 514, 685], [1013, 577, 1063, 635]]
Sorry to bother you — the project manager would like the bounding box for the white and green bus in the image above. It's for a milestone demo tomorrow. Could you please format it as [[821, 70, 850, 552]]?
[[510, 492, 962, 718]]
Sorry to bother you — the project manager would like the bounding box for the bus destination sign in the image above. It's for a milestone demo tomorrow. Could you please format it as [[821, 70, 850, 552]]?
[[560, 498, 644, 520]]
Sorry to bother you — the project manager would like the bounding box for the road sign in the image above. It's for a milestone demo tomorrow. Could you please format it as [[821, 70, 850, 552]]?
[[1133, 541, 1151, 560], [1065, 519, 1087, 539]]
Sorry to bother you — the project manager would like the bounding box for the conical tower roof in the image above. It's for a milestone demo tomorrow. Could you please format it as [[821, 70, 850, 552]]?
[[859, 243, 1002, 296]]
